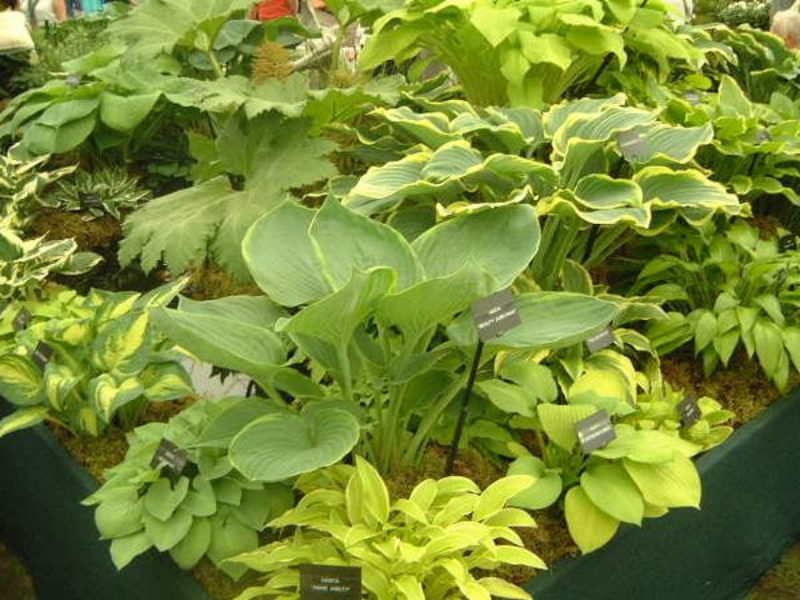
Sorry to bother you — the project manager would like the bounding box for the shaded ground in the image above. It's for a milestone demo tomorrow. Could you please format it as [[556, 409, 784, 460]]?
[[747, 540, 800, 600], [0, 540, 36, 600]]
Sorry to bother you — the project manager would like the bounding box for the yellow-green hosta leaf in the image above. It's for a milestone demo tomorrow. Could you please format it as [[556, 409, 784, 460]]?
[[477, 577, 533, 599], [568, 369, 631, 416], [536, 403, 596, 450], [139, 362, 193, 402], [92, 309, 151, 376], [494, 545, 547, 569], [110, 531, 152, 570], [564, 486, 620, 553], [0, 406, 48, 438], [507, 455, 563, 510], [473, 475, 536, 521], [0, 354, 43, 406], [782, 327, 800, 372], [94, 486, 143, 539], [88, 374, 145, 422], [352, 456, 391, 527], [395, 574, 425, 600], [623, 456, 701, 508], [592, 425, 701, 462], [580, 462, 644, 525]]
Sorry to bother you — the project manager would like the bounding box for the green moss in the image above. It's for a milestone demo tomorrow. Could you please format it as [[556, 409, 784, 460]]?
[[747, 541, 800, 599], [0, 540, 36, 600]]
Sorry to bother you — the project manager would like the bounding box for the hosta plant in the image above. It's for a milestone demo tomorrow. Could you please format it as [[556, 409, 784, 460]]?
[[358, 0, 704, 107], [633, 219, 800, 388], [331, 94, 742, 288], [44, 167, 149, 220], [231, 457, 545, 599], [83, 397, 295, 579], [152, 200, 621, 475], [0, 280, 193, 438], [0, 221, 102, 302]]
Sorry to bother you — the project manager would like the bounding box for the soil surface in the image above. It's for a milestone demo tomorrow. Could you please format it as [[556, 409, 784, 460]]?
[[747, 540, 800, 599]]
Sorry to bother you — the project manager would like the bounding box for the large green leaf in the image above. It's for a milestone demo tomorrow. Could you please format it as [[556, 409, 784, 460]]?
[[580, 462, 644, 525], [564, 486, 620, 553], [151, 296, 286, 388], [229, 407, 360, 482], [448, 292, 619, 349], [412, 205, 540, 289], [623, 456, 701, 508]]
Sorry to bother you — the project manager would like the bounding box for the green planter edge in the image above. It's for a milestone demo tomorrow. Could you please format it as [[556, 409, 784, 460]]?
[[0, 400, 211, 600], [526, 386, 800, 600]]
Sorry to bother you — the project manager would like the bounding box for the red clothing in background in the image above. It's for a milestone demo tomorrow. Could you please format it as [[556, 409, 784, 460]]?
[[253, 0, 294, 20]]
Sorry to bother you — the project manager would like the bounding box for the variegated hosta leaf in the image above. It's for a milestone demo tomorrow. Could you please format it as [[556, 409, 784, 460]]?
[[0, 354, 43, 406], [635, 167, 743, 229], [543, 94, 627, 137], [139, 362, 193, 402], [92, 309, 152, 376], [43, 362, 82, 412], [538, 175, 649, 227], [0, 406, 49, 438], [342, 141, 557, 216], [88, 374, 145, 423], [551, 106, 656, 158], [617, 123, 713, 164]]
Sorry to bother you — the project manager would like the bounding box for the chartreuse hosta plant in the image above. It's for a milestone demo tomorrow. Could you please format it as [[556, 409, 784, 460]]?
[[153, 200, 621, 475], [0, 280, 193, 438], [634, 219, 800, 388], [471, 335, 734, 553], [84, 397, 295, 579], [332, 94, 742, 288], [358, 0, 703, 107], [231, 457, 545, 600]]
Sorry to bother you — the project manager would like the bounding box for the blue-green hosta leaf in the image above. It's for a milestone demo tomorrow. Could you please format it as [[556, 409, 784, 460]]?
[[281, 269, 395, 382], [144, 508, 193, 552], [310, 199, 422, 293], [88, 374, 145, 423], [92, 309, 151, 376], [376, 266, 495, 341], [229, 407, 360, 482], [198, 398, 288, 448], [413, 204, 540, 288], [110, 531, 152, 570], [0, 406, 49, 439], [0, 354, 43, 406], [151, 297, 286, 389], [564, 486, 620, 553], [623, 456, 701, 509], [507, 455, 563, 510], [580, 462, 644, 525], [539, 177, 649, 227], [448, 292, 619, 349], [477, 379, 537, 417], [635, 167, 742, 227]]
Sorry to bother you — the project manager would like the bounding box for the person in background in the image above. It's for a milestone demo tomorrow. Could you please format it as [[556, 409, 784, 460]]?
[[25, 0, 67, 25], [772, 2, 800, 48]]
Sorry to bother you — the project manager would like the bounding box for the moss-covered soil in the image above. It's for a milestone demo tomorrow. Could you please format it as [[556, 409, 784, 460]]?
[[746, 540, 800, 600], [0, 540, 36, 600]]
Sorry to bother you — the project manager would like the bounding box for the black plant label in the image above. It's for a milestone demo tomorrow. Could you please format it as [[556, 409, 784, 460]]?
[[678, 396, 702, 427], [472, 289, 521, 342], [779, 235, 797, 253], [300, 564, 361, 599], [79, 193, 104, 210], [32, 342, 54, 370], [150, 440, 189, 479], [586, 325, 615, 354], [576, 410, 616, 453], [684, 91, 701, 106], [13, 308, 31, 331]]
